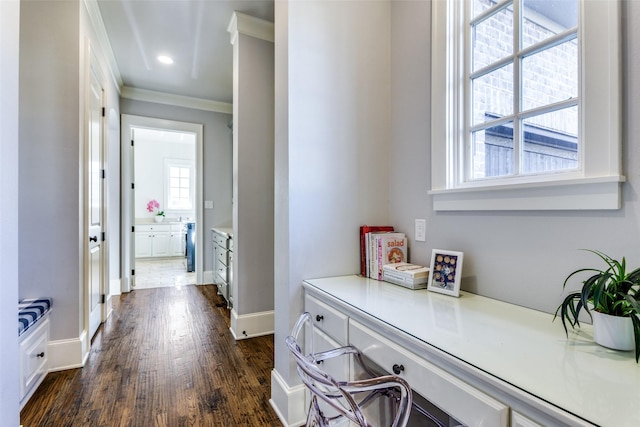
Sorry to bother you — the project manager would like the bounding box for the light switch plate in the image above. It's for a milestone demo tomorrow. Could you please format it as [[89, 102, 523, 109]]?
[[415, 219, 426, 242], [204, 200, 214, 209]]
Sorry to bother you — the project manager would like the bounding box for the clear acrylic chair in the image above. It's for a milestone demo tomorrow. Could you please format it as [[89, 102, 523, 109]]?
[[286, 312, 413, 427]]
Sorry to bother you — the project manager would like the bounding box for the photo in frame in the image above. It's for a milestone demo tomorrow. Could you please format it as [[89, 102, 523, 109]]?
[[427, 249, 464, 297]]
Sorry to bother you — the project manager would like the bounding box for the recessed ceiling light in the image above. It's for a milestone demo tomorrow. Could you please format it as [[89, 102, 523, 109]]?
[[157, 55, 174, 65]]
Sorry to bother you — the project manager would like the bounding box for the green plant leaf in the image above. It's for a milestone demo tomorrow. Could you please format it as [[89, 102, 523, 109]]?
[[556, 250, 640, 362], [631, 314, 640, 363]]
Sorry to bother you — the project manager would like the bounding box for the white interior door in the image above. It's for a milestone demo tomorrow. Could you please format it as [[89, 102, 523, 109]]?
[[87, 59, 105, 339]]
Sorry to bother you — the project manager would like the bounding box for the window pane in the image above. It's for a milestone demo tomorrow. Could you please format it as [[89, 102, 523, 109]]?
[[470, 121, 514, 179], [522, 40, 578, 111], [166, 162, 194, 211], [472, 4, 513, 72], [521, 106, 578, 174], [522, 0, 577, 50], [472, 63, 513, 126], [472, 0, 509, 19]]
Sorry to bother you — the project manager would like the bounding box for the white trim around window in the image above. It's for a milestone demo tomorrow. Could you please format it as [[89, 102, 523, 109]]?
[[430, 0, 625, 211]]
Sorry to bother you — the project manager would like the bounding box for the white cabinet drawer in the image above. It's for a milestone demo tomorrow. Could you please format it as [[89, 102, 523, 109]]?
[[511, 411, 544, 427], [349, 319, 509, 427], [136, 224, 170, 232], [309, 327, 350, 383], [212, 232, 228, 248], [20, 316, 49, 402], [305, 294, 348, 346], [216, 247, 229, 266], [306, 327, 350, 419]]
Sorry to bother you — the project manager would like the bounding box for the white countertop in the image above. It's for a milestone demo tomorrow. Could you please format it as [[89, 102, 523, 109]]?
[[211, 227, 233, 238], [303, 275, 640, 427], [135, 219, 184, 225]]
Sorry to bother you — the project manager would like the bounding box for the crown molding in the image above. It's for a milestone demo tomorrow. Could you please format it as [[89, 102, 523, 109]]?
[[227, 11, 274, 45], [83, 0, 123, 92], [120, 86, 233, 114]]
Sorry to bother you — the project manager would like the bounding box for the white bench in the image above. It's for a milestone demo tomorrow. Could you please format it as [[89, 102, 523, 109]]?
[[18, 298, 51, 410]]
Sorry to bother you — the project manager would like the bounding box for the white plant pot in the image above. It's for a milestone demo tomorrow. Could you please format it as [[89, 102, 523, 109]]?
[[154, 216, 164, 223], [592, 311, 634, 351]]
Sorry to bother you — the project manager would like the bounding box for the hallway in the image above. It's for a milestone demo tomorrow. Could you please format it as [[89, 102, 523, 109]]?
[[20, 285, 280, 427]]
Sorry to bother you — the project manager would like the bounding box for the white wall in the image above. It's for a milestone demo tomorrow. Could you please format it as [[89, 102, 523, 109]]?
[[273, 0, 392, 417], [389, 0, 640, 315], [0, 0, 21, 423], [134, 132, 196, 220], [18, 0, 121, 366], [19, 1, 82, 342], [232, 23, 275, 319]]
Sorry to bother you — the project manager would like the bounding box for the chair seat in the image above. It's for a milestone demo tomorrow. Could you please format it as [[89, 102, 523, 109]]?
[[286, 312, 413, 427]]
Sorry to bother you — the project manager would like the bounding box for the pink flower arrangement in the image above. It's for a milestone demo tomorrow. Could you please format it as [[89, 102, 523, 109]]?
[[146, 199, 165, 216]]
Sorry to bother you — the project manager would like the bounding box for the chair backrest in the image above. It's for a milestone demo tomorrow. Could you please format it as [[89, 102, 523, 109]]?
[[286, 312, 412, 427]]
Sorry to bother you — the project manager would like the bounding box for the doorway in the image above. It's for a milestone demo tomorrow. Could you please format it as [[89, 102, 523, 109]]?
[[121, 115, 204, 292], [133, 127, 196, 289]]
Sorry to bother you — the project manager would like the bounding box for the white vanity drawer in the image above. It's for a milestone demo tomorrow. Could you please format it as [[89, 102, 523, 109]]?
[[309, 327, 350, 382], [349, 319, 509, 427], [304, 294, 348, 346], [216, 247, 229, 266], [20, 316, 49, 402], [212, 232, 228, 247], [306, 327, 350, 419], [136, 224, 170, 232]]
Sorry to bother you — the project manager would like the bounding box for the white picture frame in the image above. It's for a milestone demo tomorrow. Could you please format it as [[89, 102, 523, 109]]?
[[427, 249, 464, 297]]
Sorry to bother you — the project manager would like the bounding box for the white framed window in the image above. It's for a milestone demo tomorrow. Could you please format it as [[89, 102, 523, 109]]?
[[164, 159, 194, 211], [430, 0, 624, 211]]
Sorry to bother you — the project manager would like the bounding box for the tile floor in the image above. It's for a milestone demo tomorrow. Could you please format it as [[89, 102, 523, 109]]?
[[133, 257, 196, 289]]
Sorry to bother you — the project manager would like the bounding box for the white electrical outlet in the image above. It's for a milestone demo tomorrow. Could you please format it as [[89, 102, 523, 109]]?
[[415, 219, 426, 242], [204, 200, 214, 209]]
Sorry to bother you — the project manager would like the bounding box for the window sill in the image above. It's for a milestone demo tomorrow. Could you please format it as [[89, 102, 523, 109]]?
[[429, 176, 626, 211]]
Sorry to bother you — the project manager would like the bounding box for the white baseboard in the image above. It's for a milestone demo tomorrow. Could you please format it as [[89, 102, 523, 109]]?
[[47, 332, 88, 372], [110, 278, 122, 296], [104, 293, 114, 320], [229, 308, 274, 340], [122, 274, 132, 293], [270, 369, 306, 427]]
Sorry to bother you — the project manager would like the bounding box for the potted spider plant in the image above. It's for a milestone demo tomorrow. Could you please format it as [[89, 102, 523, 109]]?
[[554, 250, 640, 362]]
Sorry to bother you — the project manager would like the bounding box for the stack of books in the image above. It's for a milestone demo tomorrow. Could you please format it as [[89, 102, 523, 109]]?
[[359, 225, 408, 280], [382, 262, 430, 290]]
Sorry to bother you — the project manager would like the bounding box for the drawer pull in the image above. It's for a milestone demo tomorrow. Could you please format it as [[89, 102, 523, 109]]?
[[315, 315, 324, 322], [392, 364, 405, 375], [36, 352, 45, 358]]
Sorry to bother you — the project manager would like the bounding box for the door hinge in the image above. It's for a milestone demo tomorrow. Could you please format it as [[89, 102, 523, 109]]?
[[101, 169, 106, 179], [101, 231, 106, 242], [132, 226, 135, 233], [131, 183, 135, 190], [101, 294, 106, 304], [132, 269, 135, 276], [101, 107, 105, 117], [131, 139, 134, 147]]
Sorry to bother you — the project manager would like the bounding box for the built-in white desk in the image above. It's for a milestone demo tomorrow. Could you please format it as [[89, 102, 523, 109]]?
[[303, 275, 640, 427]]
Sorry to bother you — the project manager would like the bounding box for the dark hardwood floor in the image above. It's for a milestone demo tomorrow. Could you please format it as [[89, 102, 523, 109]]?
[[20, 285, 282, 427]]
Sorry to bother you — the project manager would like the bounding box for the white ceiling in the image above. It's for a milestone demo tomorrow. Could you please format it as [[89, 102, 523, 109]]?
[[97, 0, 274, 105]]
